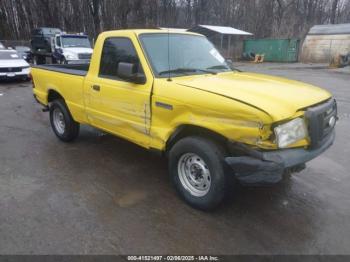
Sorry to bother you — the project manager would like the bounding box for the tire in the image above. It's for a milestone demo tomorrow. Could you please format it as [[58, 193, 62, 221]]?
[[169, 136, 228, 210], [60, 58, 68, 65], [49, 99, 80, 142]]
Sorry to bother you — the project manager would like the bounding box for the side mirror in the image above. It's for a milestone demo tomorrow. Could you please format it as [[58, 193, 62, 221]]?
[[225, 59, 235, 70], [225, 58, 233, 65], [117, 62, 146, 84]]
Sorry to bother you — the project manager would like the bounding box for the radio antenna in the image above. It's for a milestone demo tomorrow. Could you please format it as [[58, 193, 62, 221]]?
[[167, 25, 172, 81]]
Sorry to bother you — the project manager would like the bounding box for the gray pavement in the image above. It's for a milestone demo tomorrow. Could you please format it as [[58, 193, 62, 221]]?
[[0, 64, 349, 254]]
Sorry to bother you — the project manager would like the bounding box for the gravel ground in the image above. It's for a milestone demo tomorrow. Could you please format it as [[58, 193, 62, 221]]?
[[0, 63, 349, 254]]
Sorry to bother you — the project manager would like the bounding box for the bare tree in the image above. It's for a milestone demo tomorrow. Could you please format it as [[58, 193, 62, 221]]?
[[331, 0, 340, 24], [88, 0, 103, 37], [0, 0, 349, 40]]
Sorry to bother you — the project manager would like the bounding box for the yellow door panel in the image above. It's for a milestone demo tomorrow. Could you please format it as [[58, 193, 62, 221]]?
[[85, 78, 152, 147], [83, 33, 154, 148]]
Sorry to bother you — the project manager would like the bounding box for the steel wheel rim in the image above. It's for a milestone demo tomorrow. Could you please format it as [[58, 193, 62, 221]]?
[[53, 108, 65, 135], [178, 153, 211, 197]]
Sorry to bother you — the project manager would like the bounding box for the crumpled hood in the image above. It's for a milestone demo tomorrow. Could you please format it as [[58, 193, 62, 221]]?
[[0, 59, 29, 68], [63, 47, 93, 54], [175, 72, 332, 121]]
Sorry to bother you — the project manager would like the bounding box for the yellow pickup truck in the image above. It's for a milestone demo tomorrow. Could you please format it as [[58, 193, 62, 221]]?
[[32, 29, 337, 210]]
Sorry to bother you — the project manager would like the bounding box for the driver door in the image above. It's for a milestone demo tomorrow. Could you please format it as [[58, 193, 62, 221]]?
[[84, 37, 153, 148]]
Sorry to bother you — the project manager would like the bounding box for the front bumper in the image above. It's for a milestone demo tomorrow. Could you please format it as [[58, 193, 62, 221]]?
[[225, 131, 335, 185], [0, 73, 29, 80], [0, 68, 30, 80], [66, 59, 90, 64]]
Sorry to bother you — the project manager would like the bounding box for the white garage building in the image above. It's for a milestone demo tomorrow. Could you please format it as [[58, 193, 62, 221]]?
[[301, 23, 350, 63]]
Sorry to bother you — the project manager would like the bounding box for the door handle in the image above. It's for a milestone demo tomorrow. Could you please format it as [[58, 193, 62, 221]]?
[[92, 85, 100, 91]]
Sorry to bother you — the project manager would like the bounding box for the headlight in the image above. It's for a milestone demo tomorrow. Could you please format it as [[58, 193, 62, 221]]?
[[65, 53, 78, 60], [274, 118, 308, 148]]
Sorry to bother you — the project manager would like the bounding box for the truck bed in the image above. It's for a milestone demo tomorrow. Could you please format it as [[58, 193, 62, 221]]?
[[32, 64, 89, 76], [32, 63, 88, 124]]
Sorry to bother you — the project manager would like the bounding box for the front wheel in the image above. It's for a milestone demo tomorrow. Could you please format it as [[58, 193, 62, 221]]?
[[169, 136, 229, 210], [49, 99, 80, 142], [21, 76, 30, 82], [59, 58, 68, 65]]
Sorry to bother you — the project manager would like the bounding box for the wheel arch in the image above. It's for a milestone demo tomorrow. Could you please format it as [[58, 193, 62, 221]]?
[[47, 89, 64, 103], [165, 124, 230, 153]]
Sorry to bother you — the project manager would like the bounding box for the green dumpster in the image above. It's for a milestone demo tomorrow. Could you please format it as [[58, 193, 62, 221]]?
[[243, 39, 300, 62]]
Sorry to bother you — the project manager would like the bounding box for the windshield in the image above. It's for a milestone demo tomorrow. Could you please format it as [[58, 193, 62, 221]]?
[[42, 28, 61, 35], [140, 34, 232, 77], [0, 51, 21, 60], [61, 36, 91, 48]]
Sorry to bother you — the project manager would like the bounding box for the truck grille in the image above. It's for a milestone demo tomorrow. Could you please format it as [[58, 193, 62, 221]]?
[[0, 67, 23, 73], [78, 53, 92, 60], [305, 98, 337, 149]]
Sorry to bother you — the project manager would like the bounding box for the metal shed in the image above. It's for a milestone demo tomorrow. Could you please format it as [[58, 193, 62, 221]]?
[[188, 25, 253, 59], [301, 23, 350, 63]]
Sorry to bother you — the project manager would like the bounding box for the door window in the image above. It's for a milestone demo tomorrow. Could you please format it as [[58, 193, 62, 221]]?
[[99, 37, 143, 81], [56, 37, 61, 47]]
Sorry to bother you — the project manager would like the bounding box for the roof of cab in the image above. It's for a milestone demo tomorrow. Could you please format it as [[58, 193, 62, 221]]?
[[100, 29, 202, 37]]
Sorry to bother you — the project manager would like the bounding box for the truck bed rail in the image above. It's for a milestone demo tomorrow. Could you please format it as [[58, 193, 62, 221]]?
[[32, 64, 89, 76]]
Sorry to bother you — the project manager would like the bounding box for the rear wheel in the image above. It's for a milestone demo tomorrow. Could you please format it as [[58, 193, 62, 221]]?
[[169, 136, 229, 210], [49, 99, 80, 142]]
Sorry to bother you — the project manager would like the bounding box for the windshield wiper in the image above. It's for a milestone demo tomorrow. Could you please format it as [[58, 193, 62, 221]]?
[[207, 64, 241, 72], [207, 65, 229, 70], [159, 68, 216, 76]]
